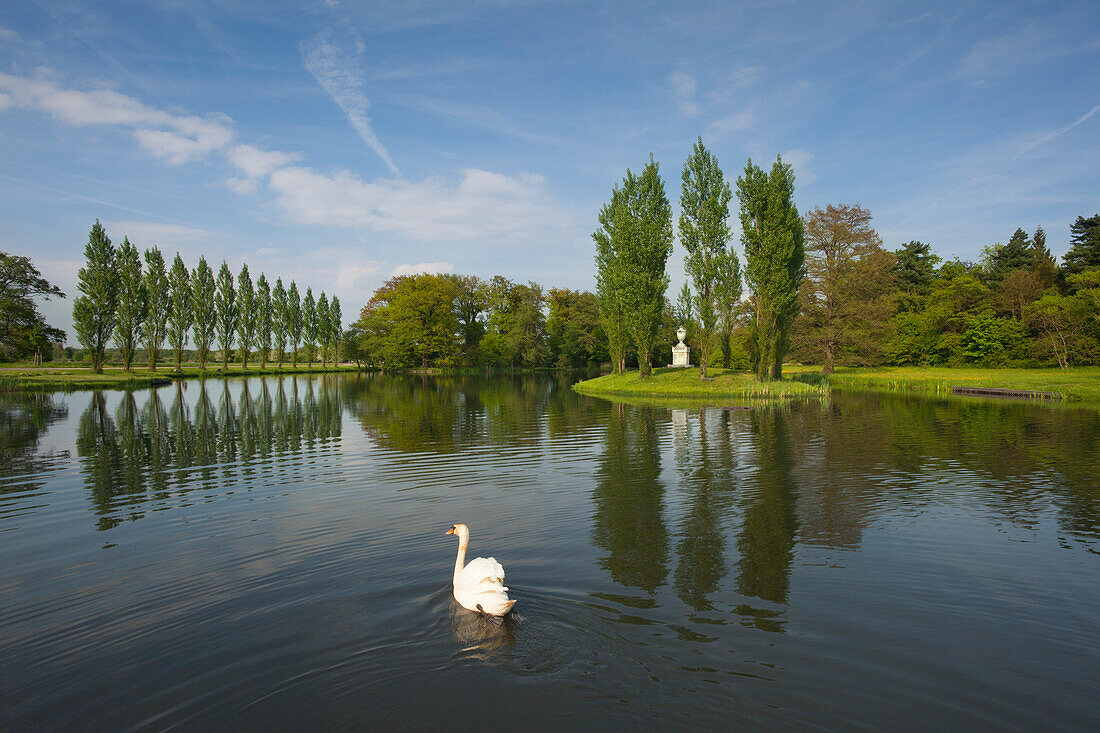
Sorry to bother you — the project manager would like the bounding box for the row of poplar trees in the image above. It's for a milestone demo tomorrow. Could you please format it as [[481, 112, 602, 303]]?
[[72, 220, 342, 373], [594, 139, 804, 382]]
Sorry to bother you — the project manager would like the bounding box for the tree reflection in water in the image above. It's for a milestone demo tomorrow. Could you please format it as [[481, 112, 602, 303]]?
[[0, 392, 69, 507], [74, 376, 344, 530], [591, 404, 669, 594], [671, 408, 736, 613]]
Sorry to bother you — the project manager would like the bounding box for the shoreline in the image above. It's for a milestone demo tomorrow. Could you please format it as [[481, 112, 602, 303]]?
[[0, 364, 362, 392]]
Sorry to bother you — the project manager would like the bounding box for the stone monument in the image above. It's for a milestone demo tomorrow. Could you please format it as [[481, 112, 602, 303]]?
[[671, 326, 690, 368]]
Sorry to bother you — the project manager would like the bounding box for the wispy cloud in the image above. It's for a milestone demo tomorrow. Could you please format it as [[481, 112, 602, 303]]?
[[1012, 104, 1100, 160], [391, 261, 454, 277], [782, 149, 817, 185], [301, 28, 399, 175], [0, 71, 234, 164], [668, 70, 699, 117], [390, 93, 552, 142], [227, 144, 298, 178], [266, 165, 566, 243], [101, 221, 220, 249]]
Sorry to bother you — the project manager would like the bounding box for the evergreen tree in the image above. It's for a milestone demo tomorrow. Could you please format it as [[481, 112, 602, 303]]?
[[984, 228, 1034, 284], [141, 247, 169, 371], [679, 137, 733, 378], [272, 278, 288, 366], [302, 287, 317, 366], [167, 253, 191, 371], [737, 156, 805, 381], [191, 257, 216, 369], [317, 292, 331, 367], [113, 237, 145, 371], [329, 296, 342, 365], [715, 247, 743, 368], [255, 274, 272, 368], [1063, 214, 1100, 277], [891, 241, 939, 306], [1030, 226, 1058, 287], [215, 262, 237, 369], [287, 281, 302, 366], [72, 220, 118, 373], [235, 264, 256, 368]]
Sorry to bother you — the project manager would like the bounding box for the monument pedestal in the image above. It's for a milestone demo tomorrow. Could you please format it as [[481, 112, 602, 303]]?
[[671, 326, 690, 367]]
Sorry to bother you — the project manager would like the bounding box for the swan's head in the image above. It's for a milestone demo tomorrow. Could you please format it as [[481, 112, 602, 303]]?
[[445, 523, 470, 542]]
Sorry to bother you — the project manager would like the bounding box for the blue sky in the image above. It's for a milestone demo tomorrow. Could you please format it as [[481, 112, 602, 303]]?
[[2, 0, 1098, 337]]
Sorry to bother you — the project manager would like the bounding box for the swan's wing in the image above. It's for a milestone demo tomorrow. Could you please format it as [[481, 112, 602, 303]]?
[[460, 556, 507, 588]]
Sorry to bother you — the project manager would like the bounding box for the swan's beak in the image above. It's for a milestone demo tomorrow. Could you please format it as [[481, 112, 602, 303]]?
[[445, 527, 455, 535]]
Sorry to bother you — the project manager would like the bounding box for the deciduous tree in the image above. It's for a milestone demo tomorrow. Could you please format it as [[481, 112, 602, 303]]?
[[317, 292, 331, 367], [141, 247, 169, 371], [235, 264, 256, 368], [255, 274, 271, 368], [794, 204, 894, 372], [113, 237, 145, 371], [272, 278, 288, 366], [737, 157, 805, 380], [72, 220, 118, 373], [302, 288, 317, 366], [191, 257, 216, 369], [287, 281, 302, 366], [0, 251, 65, 361], [167, 253, 191, 371], [680, 138, 733, 378], [215, 262, 237, 369]]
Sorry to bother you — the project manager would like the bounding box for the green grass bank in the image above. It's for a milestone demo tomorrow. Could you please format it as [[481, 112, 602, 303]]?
[[0, 364, 360, 392], [573, 367, 828, 401], [787, 365, 1100, 402]]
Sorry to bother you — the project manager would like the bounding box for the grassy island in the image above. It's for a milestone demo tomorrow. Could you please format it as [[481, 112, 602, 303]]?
[[573, 367, 827, 401]]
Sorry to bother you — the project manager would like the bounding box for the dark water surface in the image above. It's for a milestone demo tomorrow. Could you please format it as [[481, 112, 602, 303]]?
[[2, 374, 1098, 730]]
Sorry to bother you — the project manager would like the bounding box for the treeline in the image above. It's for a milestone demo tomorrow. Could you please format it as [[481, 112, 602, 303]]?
[[347, 273, 609, 369], [782, 211, 1100, 370], [71, 220, 342, 373]]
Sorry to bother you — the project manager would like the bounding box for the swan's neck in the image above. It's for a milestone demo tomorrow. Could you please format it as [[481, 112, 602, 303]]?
[[453, 540, 468, 585]]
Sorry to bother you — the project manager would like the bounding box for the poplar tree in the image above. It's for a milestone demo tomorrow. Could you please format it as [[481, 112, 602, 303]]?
[[317, 292, 331, 367], [287, 281, 302, 366], [235, 264, 256, 368], [215, 262, 237, 369], [737, 156, 804, 381], [141, 247, 169, 371], [191, 257, 216, 369], [594, 193, 630, 374], [680, 138, 733, 378], [72, 220, 118, 373], [113, 237, 145, 371], [715, 247, 743, 368], [167, 253, 191, 371], [255, 274, 272, 368], [617, 156, 673, 377], [272, 278, 288, 366], [329, 296, 342, 365], [302, 287, 317, 366]]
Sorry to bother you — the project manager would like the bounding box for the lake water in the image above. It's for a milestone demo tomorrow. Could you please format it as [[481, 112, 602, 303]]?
[[2, 374, 1098, 730]]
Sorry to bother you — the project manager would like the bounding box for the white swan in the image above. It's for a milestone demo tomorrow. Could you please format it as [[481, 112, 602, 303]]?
[[445, 523, 516, 623]]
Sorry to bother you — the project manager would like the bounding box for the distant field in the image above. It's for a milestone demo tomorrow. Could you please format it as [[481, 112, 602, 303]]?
[[786, 365, 1100, 402], [573, 366, 827, 401]]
